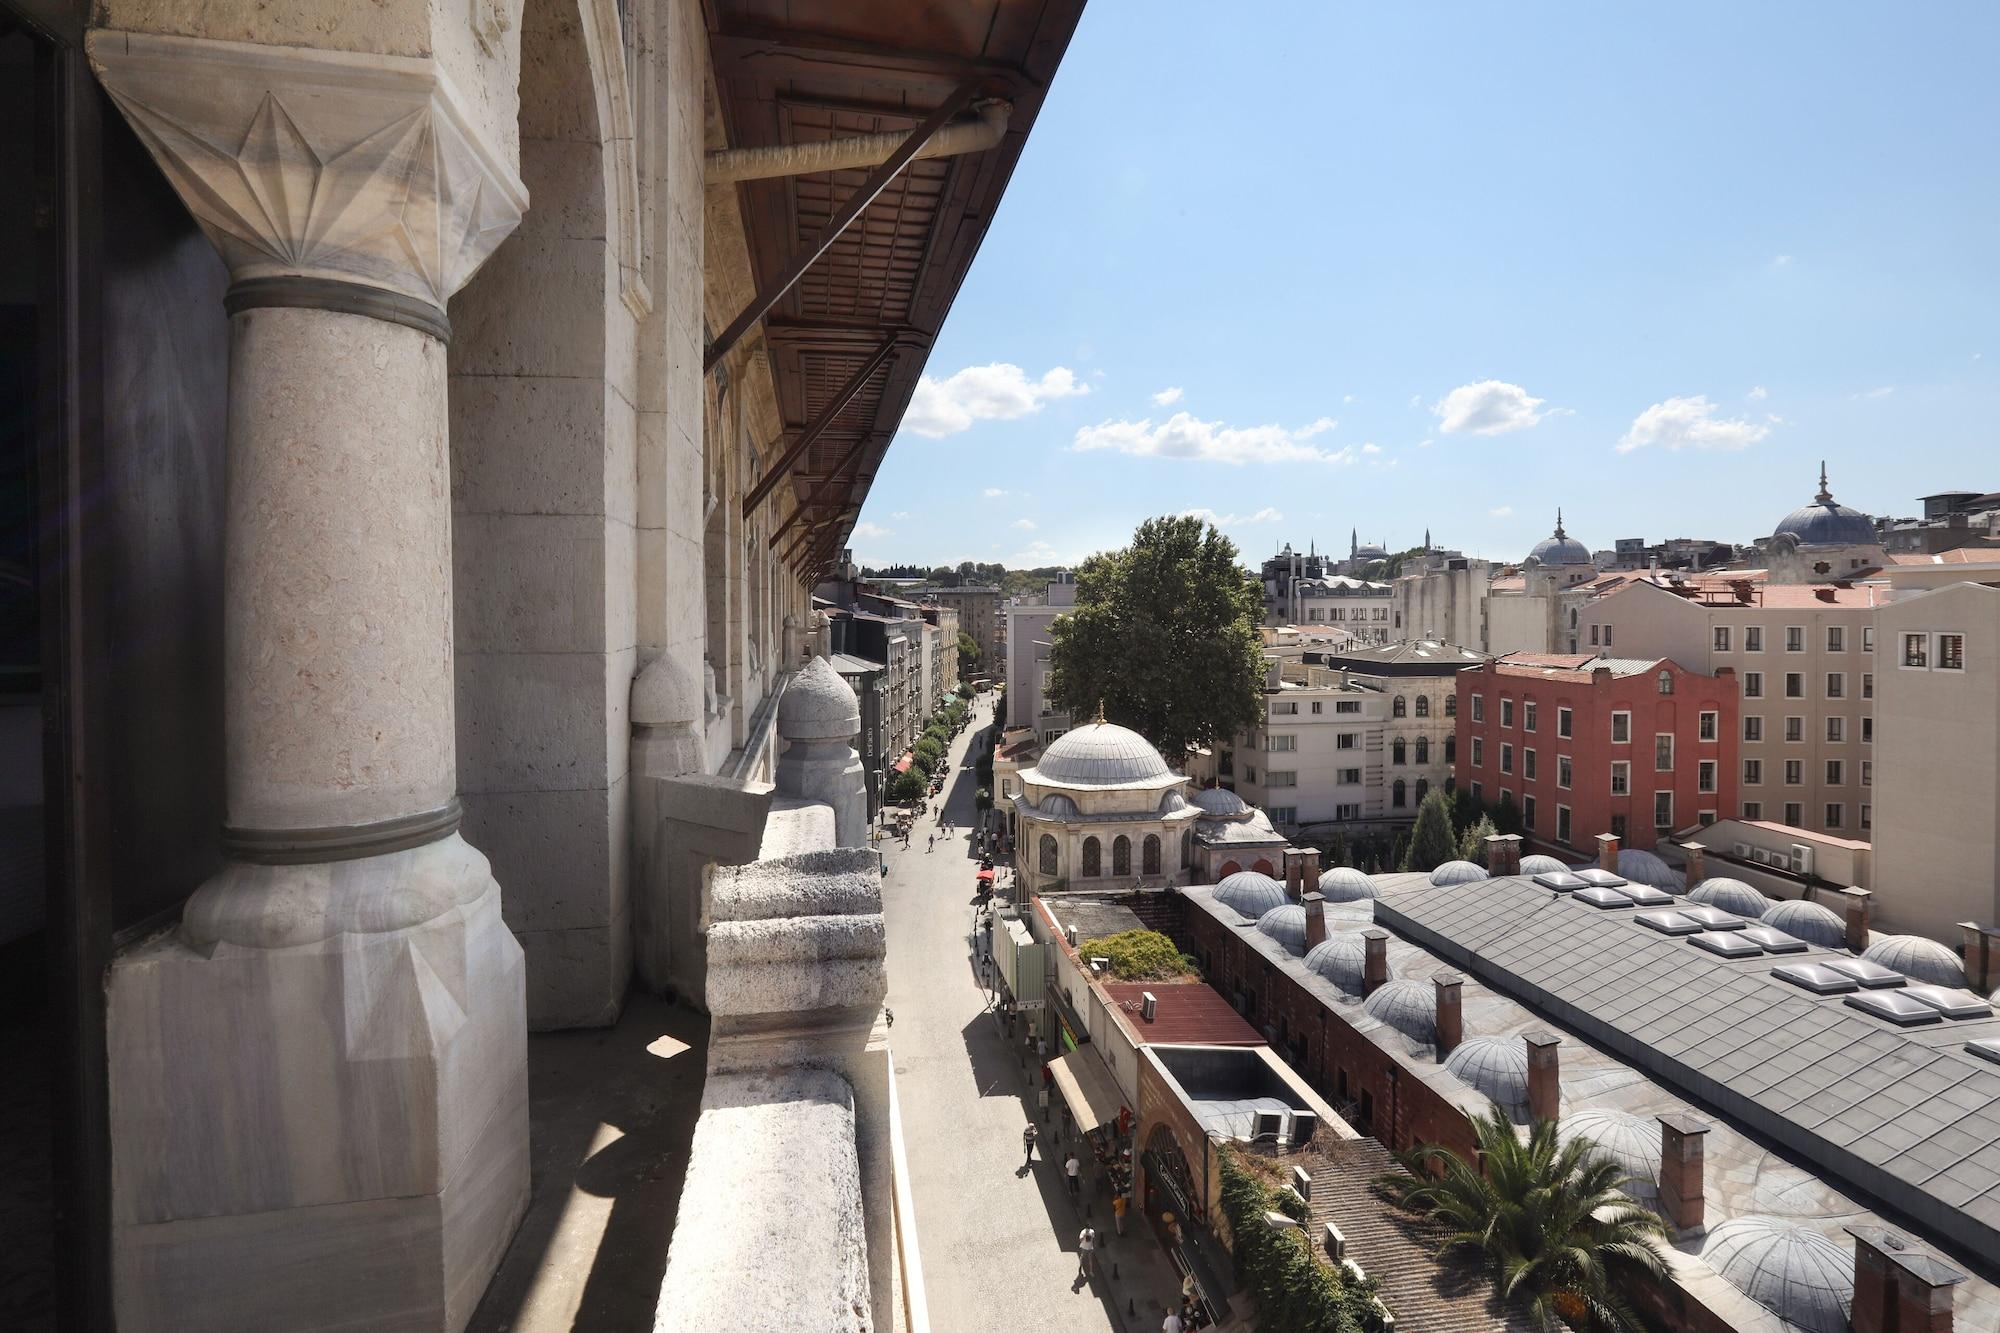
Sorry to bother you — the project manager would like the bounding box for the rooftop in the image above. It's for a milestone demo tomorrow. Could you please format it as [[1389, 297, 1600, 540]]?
[[1101, 981, 1262, 1047], [1488, 654, 1666, 682]]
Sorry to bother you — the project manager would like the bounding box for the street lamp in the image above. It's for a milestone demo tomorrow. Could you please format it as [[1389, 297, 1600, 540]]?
[[1263, 1209, 1316, 1268]]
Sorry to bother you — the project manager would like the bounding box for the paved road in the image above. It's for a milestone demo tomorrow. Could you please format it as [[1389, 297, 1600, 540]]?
[[882, 700, 1180, 1333]]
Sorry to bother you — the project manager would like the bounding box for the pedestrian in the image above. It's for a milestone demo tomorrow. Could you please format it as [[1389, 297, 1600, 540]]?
[[1111, 1191, 1128, 1235], [1037, 1036, 1049, 1063], [1076, 1225, 1097, 1279], [1161, 1308, 1184, 1333], [1063, 1151, 1080, 1198], [1021, 1122, 1038, 1167], [1040, 1061, 1053, 1090], [927, 834, 934, 853]]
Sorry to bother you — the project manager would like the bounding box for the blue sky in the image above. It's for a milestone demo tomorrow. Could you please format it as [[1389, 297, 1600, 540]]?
[[851, 2, 1999, 570]]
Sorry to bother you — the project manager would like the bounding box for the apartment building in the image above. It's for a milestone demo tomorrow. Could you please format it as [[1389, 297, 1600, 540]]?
[[929, 583, 1001, 676], [1310, 640, 1488, 814], [1223, 665, 1393, 829], [1455, 654, 1739, 853], [1004, 575, 1076, 744], [1584, 577, 1883, 839]]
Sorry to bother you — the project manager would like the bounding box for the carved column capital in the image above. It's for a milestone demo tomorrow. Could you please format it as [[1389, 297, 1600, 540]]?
[[87, 30, 528, 317]]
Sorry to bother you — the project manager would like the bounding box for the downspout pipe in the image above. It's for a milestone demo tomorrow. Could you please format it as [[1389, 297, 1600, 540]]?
[[705, 99, 1012, 186]]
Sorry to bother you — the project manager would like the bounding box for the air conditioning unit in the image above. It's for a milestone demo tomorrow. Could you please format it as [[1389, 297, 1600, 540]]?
[[1292, 1165, 1313, 1202], [1733, 842, 1752, 859], [1323, 1222, 1347, 1261], [1792, 844, 1814, 876], [1252, 1110, 1285, 1141], [1289, 1110, 1320, 1149], [1066, 925, 1079, 947], [1753, 848, 1776, 866]]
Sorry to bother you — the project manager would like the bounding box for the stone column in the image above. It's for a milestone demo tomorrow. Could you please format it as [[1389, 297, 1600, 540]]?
[[89, 32, 529, 1333], [777, 657, 868, 848]]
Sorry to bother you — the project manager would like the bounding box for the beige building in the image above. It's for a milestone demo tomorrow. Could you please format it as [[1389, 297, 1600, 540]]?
[[1010, 721, 1201, 895], [931, 583, 1002, 677], [1584, 577, 1884, 840], [1222, 663, 1394, 830], [1391, 515, 1607, 657], [1005, 575, 1077, 744], [1315, 640, 1487, 813]]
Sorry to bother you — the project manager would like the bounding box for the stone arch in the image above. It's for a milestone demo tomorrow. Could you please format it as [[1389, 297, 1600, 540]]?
[[1218, 859, 1241, 878], [1414, 695, 1430, 718], [1112, 835, 1131, 877], [1143, 834, 1162, 876], [575, 0, 652, 315], [1039, 833, 1058, 877], [1251, 858, 1274, 876], [1083, 837, 1102, 878], [1392, 695, 1406, 718]]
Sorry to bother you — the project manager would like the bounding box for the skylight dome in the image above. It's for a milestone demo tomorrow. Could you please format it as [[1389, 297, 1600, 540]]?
[[1688, 877, 1771, 918], [1214, 871, 1287, 918], [1303, 933, 1375, 994], [1362, 978, 1437, 1043], [1443, 1038, 1532, 1120], [1557, 1109, 1662, 1205], [1519, 854, 1572, 876], [1255, 904, 1309, 955], [1760, 898, 1847, 949], [1429, 860, 1486, 887], [1617, 848, 1685, 892], [1862, 934, 1967, 988], [1317, 866, 1378, 903], [1701, 1218, 1853, 1333]]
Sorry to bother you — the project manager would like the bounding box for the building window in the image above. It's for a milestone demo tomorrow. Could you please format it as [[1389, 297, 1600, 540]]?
[[1500, 698, 1514, 728], [1143, 835, 1162, 876], [1416, 778, 1431, 803], [1860, 803, 1871, 831], [1827, 717, 1844, 743], [1500, 743, 1514, 774], [1523, 794, 1536, 829], [1604, 624, 1614, 647], [1415, 736, 1431, 764], [1784, 672, 1804, 699], [1557, 706, 1573, 739], [1523, 747, 1537, 780], [1471, 694, 1484, 722], [1471, 738, 1485, 767], [1826, 672, 1844, 700], [1657, 670, 1674, 696], [1699, 760, 1717, 794], [1825, 803, 1843, 830], [1861, 715, 1872, 743], [1338, 767, 1361, 784], [1522, 700, 1537, 732], [1861, 672, 1873, 700], [1699, 710, 1717, 741], [1610, 761, 1629, 795], [1590, 624, 1599, 646], [1827, 626, 1845, 653], [1654, 734, 1674, 771], [1267, 771, 1297, 787], [1862, 627, 1874, 653], [1654, 790, 1673, 829], [1744, 715, 1763, 742], [1444, 735, 1456, 764], [1471, 781, 1482, 802], [1444, 694, 1457, 718], [1784, 759, 1803, 785], [1744, 758, 1762, 785], [1336, 733, 1358, 750], [1392, 779, 1407, 809], [1393, 695, 1407, 718], [1271, 701, 1299, 716], [1392, 738, 1407, 765], [1039, 834, 1058, 876], [1558, 755, 1573, 789], [1743, 672, 1763, 699], [1556, 805, 1572, 844], [1182, 830, 1192, 868], [1268, 734, 1297, 752], [1902, 633, 1929, 669], [1785, 716, 1803, 743], [1611, 711, 1631, 744], [1861, 759, 1872, 787], [1082, 837, 1101, 877], [1310, 701, 1322, 714], [1826, 759, 1844, 785], [1336, 803, 1361, 820], [1246, 765, 1256, 783], [1113, 835, 1132, 876], [1336, 700, 1361, 714], [1743, 800, 1762, 820], [1784, 802, 1803, 827], [1714, 626, 1732, 653], [1939, 633, 1966, 671], [1269, 807, 1296, 826], [1744, 626, 1764, 652], [1415, 695, 1430, 718], [1786, 626, 1805, 652]]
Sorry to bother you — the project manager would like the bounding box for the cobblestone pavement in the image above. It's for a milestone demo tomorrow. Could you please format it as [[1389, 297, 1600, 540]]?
[[881, 700, 1185, 1333]]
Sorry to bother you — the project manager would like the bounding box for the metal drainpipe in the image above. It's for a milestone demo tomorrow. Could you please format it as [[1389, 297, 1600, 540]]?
[[704, 99, 1012, 185]]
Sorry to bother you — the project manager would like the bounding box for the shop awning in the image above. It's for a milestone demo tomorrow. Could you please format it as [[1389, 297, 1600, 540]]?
[[1048, 1048, 1125, 1132], [892, 753, 912, 774]]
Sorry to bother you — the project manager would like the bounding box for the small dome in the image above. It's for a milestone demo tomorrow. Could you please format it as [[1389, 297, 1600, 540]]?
[[1688, 878, 1770, 918], [1033, 721, 1173, 787], [1527, 510, 1592, 566], [1444, 1038, 1532, 1120], [1519, 854, 1572, 876], [1214, 871, 1288, 918], [1617, 849, 1685, 891], [1430, 860, 1487, 887], [1701, 1219, 1853, 1333], [1558, 1109, 1662, 1204], [1862, 934, 1966, 987], [1256, 904, 1309, 955], [1192, 786, 1249, 818], [1773, 466, 1877, 549], [1363, 978, 1437, 1043], [1304, 932, 1378, 994], [1318, 866, 1378, 903], [1158, 790, 1189, 814], [1038, 794, 1080, 819], [1760, 899, 1848, 949]]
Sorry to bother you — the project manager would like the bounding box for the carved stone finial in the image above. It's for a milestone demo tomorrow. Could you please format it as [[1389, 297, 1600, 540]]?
[[1816, 460, 1833, 504]]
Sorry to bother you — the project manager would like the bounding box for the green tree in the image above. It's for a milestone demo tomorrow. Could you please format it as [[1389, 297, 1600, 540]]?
[[1219, 1148, 1383, 1333], [912, 739, 943, 775], [1451, 785, 1482, 834], [956, 630, 981, 676], [1046, 515, 1264, 764], [1402, 790, 1459, 871], [1079, 929, 1198, 981], [889, 769, 926, 803], [1376, 1105, 1669, 1332], [1459, 814, 1498, 865], [1491, 789, 1524, 838]]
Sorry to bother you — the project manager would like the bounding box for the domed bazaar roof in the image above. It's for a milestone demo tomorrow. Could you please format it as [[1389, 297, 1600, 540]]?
[[1256, 904, 1309, 955], [1429, 860, 1486, 887], [1191, 785, 1249, 817], [1689, 877, 1770, 918], [1214, 871, 1288, 919], [1617, 848, 1685, 891], [1760, 898, 1847, 949], [1363, 979, 1437, 1043], [1317, 866, 1378, 902], [1701, 1219, 1853, 1333], [1862, 934, 1966, 987], [1557, 1109, 1662, 1205], [1303, 933, 1376, 994], [1519, 854, 1572, 876], [1444, 1038, 1532, 1119], [1527, 509, 1592, 566]]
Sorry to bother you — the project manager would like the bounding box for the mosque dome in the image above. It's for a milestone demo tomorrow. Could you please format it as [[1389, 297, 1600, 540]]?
[[1688, 878, 1770, 918], [1032, 721, 1173, 786], [1192, 786, 1250, 818], [1317, 866, 1379, 903], [1303, 933, 1376, 994], [1557, 1109, 1662, 1205], [1444, 1038, 1532, 1120], [1037, 794, 1080, 819], [1701, 1219, 1853, 1333], [1158, 790, 1189, 815], [1617, 849, 1685, 891], [1256, 904, 1309, 955], [1519, 854, 1573, 876], [1527, 510, 1593, 566], [1760, 899, 1848, 949], [1862, 934, 1967, 988], [1363, 979, 1437, 1043], [1215, 871, 1288, 919], [1429, 860, 1487, 887], [1773, 465, 1877, 548]]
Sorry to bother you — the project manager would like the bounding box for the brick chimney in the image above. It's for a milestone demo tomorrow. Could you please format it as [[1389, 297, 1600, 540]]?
[[1501, 833, 1524, 875], [1847, 1226, 1968, 1333], [1680, 840, 1706, 888], [1841, 886, 1873, 953], [1524, 1032, 1560, 1122], [1657, 1113, 1709, 1235], [1284, 846, 1321, 900], [1596, 832, 1621, 874], [1362, 928, 1389, 995], [1433, 974, 1463, 1058], [1304, 892, 1328, 951], [1959, 922, 1998, 994]]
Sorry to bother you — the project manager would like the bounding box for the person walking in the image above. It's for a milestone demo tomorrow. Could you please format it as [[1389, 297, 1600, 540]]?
[[926, 833, 934, 853], [1076, 1225, 1098, 1280], [1063, 1151, 1080, 1199], [1111, 1191, 1128, 1236], [1021, 1122, 1038, 1168], [1160, 1309, 1184, 1333]]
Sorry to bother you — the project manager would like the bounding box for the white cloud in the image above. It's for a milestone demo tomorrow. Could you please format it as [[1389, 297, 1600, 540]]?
[[1342, 394, 1357, 405], [1006, 538, 1060, 565], [1152, 386, 1183, 406], [903, 363, 1089, 438], [1432, 380, 1549, 436], [1615, 395, 1771, 454], [1747, 385, 1768, 401], [1489, 505, 1513, 517], [982, 487, 1011, 498], [852, 521, 893, 541], [1408, 393, 1424, 408], [890, 510, 910, 520], [1297, 416, 1338, 439], [1360, 442, 1383, 455], [1854, 385, 1895, 400], [1415, 438, 1433, 449], [1179, 507, 1284, 527], [1772, 254, 1794, 267], [1072, 412, 1355, 466], [1011, 518, 1036, 531]]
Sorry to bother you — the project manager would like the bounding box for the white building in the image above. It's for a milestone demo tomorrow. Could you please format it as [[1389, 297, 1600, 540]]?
[[1005, 574, 1077, 744], [1010, 719, 1201, 895]]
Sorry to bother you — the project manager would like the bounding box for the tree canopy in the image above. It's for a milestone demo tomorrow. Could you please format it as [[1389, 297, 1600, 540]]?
[[1079, 929, 1198, 981], [1403, 790, 1459, 871], [1046, 515, 1264, 765]]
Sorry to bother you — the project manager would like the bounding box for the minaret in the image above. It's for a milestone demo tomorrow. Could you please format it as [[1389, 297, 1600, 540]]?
[[1425, 527, 1431, 552]]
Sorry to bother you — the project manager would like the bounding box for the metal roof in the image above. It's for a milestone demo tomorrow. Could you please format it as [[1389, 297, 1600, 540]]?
[[1101, 981, 1263, 1047], [1374, 875, 2000, 1263]]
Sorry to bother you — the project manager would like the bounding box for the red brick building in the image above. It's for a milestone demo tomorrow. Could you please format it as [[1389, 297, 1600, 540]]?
[[1453, 654, 1738, 854]]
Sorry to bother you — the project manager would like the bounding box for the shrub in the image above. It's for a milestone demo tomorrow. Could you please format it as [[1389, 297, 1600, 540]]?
[[1403, 790, 1458, 871], [1459, 814, 1498, 865], [1078, 929, 1197, 981], [1218, 1148, 1383, 1333], [957, 681, 974, 699], [889, 770, 926, 803]]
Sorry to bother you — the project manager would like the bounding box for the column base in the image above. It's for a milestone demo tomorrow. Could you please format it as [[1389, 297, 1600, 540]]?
[[107, 836, 528, 1332]]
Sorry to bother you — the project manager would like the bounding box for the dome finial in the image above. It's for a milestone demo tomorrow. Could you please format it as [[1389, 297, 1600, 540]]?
[[1554, 507, 1566, 539], [1093, 698, 1106, 725], [1815, 460, 1832, 504]]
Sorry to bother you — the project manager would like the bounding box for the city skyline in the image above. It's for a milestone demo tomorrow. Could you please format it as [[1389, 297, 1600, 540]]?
[[854, 2, 2000, 569]]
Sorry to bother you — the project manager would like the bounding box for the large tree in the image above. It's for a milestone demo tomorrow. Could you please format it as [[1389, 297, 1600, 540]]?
[[1403, 789, 1459, 871], [1046, 515, 1264, 765]]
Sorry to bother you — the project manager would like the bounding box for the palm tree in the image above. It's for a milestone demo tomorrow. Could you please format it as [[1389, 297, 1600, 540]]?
[[1375, 1104, 1669, 1332]]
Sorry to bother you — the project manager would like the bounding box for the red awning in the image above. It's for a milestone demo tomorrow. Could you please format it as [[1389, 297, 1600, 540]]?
[[892, 754, 913, 774]]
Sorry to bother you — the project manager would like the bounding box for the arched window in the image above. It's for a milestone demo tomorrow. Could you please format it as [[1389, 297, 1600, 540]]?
[[1392, 779, 1407, 809], [1415, 736, 1430, 764], [1444, 735, 1457, 764], [1414, 695, 1431, 718], [1113, 835, 1132, 876], [1392, 695, 1407, 718], [1181, 831, 1193, 869], [1144, 834, 1162, 876], [1444, 694, 1457, 718], [1039, 834, 1058, 877], [1251, 858, 1275, 876], [1219, 859, 1241, 878], [1392, 738, 1407, 765], [1083, 837, 1102, 877], [1416, 778, 1430, 804], [1658, 670, 1674, 695]]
